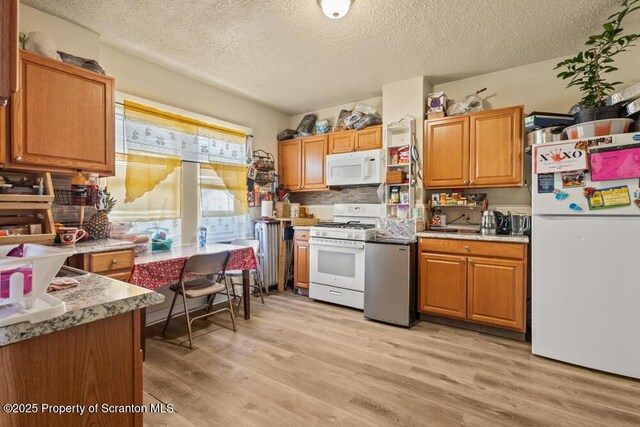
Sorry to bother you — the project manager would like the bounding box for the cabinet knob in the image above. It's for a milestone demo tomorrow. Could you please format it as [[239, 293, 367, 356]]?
[[15, 156, 23, 162], [468, 259, 474, 264], [464, 245, 470, 251], [464, 180, 469, 184], [470, 180, 475, 184], [460, 258, 466, 262], [112, 259, 118, 264], [0, 98, 7, 107]]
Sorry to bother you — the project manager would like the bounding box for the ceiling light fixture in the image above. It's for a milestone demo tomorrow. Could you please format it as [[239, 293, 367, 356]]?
[[318, 0, 353, 19]]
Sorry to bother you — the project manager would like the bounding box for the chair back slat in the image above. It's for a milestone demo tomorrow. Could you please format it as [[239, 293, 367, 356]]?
[[181, 251, 230, 278]]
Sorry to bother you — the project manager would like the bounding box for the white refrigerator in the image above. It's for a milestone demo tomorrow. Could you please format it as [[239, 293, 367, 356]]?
[[531, 132, 640, 379]]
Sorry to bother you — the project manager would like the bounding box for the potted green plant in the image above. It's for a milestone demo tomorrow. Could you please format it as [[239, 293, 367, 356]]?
[[555, 0, 640, 124]]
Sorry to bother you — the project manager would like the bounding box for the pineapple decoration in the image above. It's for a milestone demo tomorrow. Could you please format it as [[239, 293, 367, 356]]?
[[86, 188, 116, 240]]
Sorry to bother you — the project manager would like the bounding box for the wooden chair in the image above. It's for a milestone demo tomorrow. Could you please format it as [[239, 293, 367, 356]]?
[[162, 251, 235, 349], [226, 239, 264, 315]]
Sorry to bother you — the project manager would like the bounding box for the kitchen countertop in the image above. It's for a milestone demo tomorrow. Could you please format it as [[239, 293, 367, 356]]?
[[0, 273, 163, 347], [56, 238, 136, 255], [416, 231, 529, 243]]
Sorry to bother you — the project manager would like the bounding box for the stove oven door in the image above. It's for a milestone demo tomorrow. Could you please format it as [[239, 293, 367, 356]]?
[[309, 237, 365, 291]]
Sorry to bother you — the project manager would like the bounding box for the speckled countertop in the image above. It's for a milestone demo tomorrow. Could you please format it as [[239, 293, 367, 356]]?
[[56, 238, 137, 255], [416, 231, 529, 244], [0, 274, 163, 347]]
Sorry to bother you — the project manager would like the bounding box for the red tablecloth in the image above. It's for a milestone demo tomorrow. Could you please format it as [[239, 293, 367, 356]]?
[[129, 246, 257, 290]]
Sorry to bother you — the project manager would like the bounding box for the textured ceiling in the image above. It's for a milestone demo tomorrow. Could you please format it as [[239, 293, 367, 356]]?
[[23, 0, 621, 114]]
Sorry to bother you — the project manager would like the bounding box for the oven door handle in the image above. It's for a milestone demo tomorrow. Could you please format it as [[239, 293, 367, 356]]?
[[310, 239, 365, 250]]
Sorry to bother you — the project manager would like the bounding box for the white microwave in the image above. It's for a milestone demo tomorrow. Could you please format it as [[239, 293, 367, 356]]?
[[326, 149, 384, 186]]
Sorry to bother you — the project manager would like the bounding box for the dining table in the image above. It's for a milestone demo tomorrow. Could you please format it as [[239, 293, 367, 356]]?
[[129, 243, 258, 320]]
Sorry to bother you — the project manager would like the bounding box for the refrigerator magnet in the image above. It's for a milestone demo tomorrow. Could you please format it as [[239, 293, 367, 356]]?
[[561, 171, 586, 188], [586, 185, 631, 210], [537, 173, 555, 193], [553, 189, 569, 200]]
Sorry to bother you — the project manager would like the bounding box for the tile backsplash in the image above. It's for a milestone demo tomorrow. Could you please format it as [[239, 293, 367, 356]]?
[[289, 185, 381, 205]]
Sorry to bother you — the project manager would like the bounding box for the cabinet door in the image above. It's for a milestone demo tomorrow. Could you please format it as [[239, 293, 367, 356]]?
[[294, 240, 309, 289], [0, 0, 18, 101], [355, 125, 382, 151], [0, 105, 7, 165], [328, 130, 355, 154], [469, 106, 523, 187], [278, 139, 301, 191], [11, 51, 115, 174], [424, 117, 469, 188], [467, 256, 525, 331], [418, 252, 467, 319], [301, 135, 327, 190]]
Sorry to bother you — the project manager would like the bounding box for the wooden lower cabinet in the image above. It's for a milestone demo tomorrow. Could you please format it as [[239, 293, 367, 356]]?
[[0, 310, 143, 427], [418, 252, 467, 320], [466, 256, 524, 331], [418, 238, 527, 333], [294, 229, 310, 289], [69, 248, 135, 281]]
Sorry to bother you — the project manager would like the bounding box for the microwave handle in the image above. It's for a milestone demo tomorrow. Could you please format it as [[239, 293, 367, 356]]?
[[362, 157, 369, 179]]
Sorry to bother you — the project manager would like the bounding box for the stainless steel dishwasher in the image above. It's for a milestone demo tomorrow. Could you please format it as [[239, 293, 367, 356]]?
[[364, 239, 416, 327]]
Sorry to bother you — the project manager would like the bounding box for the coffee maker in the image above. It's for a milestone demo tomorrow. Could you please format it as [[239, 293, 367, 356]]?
[[494, 211, 511, 235]]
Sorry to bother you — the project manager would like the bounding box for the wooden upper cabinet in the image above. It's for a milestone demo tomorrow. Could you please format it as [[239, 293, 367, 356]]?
[[423, 106, 523, 189], [424, 116, 469, 188], [354, 125, 382, 151], [0, 0, 19, 102], [328, 130, 355, 154], [470, 106, 523, 187], [301, 135, 327, 190], [466, 256, 525, 331], [278, 138, 302, 191], [418, 252, 467, 320], [10, 51, 115, 174]]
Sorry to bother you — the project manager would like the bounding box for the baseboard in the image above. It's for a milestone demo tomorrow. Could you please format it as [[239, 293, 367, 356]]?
[[420, 313, 527, 341]]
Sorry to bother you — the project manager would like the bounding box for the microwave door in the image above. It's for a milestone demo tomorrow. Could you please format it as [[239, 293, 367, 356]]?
[[328, 158, 365, 185]]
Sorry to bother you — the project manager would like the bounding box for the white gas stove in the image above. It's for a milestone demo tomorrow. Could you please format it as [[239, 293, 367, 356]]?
[[309, 204, 384, 310]]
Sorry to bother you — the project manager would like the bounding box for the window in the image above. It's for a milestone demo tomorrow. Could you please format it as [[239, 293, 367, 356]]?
[[106, 97, 252, 244]]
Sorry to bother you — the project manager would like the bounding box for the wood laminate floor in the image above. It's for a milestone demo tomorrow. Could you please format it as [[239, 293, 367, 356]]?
[[143, 291, 640, 427]]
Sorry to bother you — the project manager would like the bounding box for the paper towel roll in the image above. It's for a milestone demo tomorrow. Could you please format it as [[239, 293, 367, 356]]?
[[261, 201, 273, 218]]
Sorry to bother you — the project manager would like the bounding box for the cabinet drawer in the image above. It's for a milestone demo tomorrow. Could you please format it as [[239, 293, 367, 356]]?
[[104, 271, 131, 282], [91, 250, 134, 274], [294, 229, 309, 241], [309, 283, 363, 310], [419, 238, 526, 260]]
